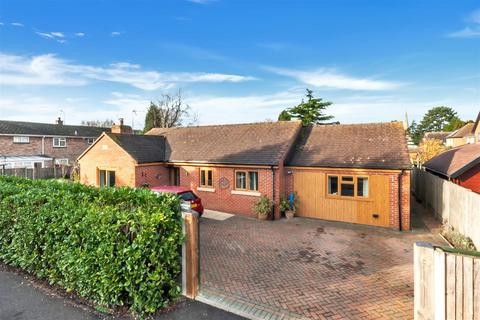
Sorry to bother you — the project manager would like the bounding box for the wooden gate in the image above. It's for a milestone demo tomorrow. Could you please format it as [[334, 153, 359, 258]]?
[[292, 170, 390, 227]]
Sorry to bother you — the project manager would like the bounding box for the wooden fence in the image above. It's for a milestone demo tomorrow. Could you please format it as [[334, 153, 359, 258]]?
[[414, 242, 480, 320], [0, 166, 72, 180], [412, 167, 480, 249]]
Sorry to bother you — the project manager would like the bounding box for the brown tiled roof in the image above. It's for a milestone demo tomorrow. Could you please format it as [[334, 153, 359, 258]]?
[[146, 121, 302, 165], [423, 132, 451, 142], [106, 133, 165, 164], [446, 123, 474, 139], [424, 144, 480, 178], [286, 122, 411, 169]]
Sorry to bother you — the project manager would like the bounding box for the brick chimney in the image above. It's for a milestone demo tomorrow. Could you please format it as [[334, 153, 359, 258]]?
[[111, 118, 133, 134], [56, 117, 63, 125]]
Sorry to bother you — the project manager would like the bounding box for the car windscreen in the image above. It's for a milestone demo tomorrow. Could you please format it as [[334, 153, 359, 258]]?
[[179, 191, 197, 201]]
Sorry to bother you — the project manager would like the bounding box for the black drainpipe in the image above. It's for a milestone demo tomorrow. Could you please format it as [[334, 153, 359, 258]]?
[[398, 171, 402, 231], [271, 166, 275, 221]]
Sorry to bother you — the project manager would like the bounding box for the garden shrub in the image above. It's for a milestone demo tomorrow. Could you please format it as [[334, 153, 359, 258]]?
[[0, 176, 183, 315]]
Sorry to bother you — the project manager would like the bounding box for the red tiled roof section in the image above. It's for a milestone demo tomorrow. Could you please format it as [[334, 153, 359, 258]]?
[[146, 121, 302, 165], [424, 143, 480, 178], [287, 122, 411, 169]]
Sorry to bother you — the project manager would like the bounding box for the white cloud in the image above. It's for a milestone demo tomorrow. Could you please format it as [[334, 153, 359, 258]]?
[[11, 22, 24, 27], [111, 31, 122, 37], [468, 9, 480, 24], [447, 26, 480, 38], [187, 0, 217, 4], [74, 32, 85, 37], [0, 52, 255, 90], [50, 32, 64, 38], [36, 31, 67, 43], [36, 32, 54, 39], [264, 66, 401, 91], [447, 9, 480, 38]]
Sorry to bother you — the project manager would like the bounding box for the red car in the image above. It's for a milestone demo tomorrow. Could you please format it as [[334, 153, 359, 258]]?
[[150, 186, 204, 216]]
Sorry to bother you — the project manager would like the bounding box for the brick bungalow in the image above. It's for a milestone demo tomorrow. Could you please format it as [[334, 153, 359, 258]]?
[[0, 118, 111, 168], [424, 143, 480, 194], [78, 121, 412, 230]]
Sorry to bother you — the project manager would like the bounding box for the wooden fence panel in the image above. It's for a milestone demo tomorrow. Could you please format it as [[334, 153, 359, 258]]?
[[414, 242, 480, 320], [0, 166, 71, 180], [413, 168, 480, 249]]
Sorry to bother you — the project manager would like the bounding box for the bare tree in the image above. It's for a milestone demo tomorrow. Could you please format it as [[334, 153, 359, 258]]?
[[81, 119, 115, 127], [144, 90, 197, 131]]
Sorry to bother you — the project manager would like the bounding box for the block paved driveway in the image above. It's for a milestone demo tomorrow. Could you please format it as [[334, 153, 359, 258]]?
[[199, 203, 445, 320]]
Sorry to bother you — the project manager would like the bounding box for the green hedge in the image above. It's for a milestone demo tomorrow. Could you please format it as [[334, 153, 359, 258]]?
[[0, 176, 183, 315]]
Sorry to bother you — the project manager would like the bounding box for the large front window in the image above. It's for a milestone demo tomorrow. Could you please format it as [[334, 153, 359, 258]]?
[[327, 174, 369, 198], [235, 171, 258, 191], [99, 169, 115, 187]]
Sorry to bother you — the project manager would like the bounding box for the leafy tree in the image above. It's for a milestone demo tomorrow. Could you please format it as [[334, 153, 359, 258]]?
[[81, 119, 115, 127], [144, 102, 162, 132], [408, 106, 463, 144], [444, 117, 466, 132], [278, 110, 292, 121], [143, 90, 196, 132], [416, 139, 446, 164], [278, 89, 333, 125]]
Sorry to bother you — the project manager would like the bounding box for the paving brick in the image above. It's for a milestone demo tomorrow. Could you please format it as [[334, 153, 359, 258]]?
[[200, 201, 444, 319]]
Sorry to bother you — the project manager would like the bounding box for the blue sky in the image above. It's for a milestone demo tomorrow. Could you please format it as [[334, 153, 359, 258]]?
[[0, 0, 479, 129]]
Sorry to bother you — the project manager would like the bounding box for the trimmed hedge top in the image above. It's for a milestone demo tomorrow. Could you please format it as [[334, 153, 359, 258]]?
[[0, 176, 184, 315]]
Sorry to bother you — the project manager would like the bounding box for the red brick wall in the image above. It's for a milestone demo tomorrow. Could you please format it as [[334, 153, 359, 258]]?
[[175, 165, 276, 217], [0, 135, 92, 165], [457, 164, 480, 193], [135, 165, 170, 188]]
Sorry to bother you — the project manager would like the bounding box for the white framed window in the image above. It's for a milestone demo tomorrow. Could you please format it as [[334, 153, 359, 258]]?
[[99, 169, 116, 187], [55, 159, 69, 166], [53, 137, 67, 148], [86, 138, 95, 145], [13, 136, 30, 144]]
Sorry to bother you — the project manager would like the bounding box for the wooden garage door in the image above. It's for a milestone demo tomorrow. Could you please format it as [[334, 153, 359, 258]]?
[[293, 170, 390, 227]]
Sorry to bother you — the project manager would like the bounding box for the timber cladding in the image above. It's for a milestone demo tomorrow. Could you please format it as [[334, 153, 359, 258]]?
[[289, 168, 404, 229]]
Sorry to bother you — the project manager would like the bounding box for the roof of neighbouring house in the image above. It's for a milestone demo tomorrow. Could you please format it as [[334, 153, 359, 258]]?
[[424, 144, 480, 178], [0, 120, 110, 137], [472, 111, 480, 134], [146, 121, 302, 165], [286, 122, 411, 170], [105, 133, 166, 164], [423, 131, 451, 142], [446, 123, 474, 139]]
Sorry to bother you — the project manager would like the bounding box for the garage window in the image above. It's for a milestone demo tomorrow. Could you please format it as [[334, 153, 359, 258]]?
[[327, 176, 338, 195], [327, 174, 369, 198], [357, 177, 369, 197]]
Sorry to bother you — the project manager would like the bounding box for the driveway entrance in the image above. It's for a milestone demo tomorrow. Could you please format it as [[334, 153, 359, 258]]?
[[198, 204, 444, 320]]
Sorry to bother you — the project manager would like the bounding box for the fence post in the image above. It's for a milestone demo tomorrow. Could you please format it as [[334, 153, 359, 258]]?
[[182, 211, 199, 299]]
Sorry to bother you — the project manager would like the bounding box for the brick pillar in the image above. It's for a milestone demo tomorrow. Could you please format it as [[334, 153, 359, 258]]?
[[400, 170, 411, 231]]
